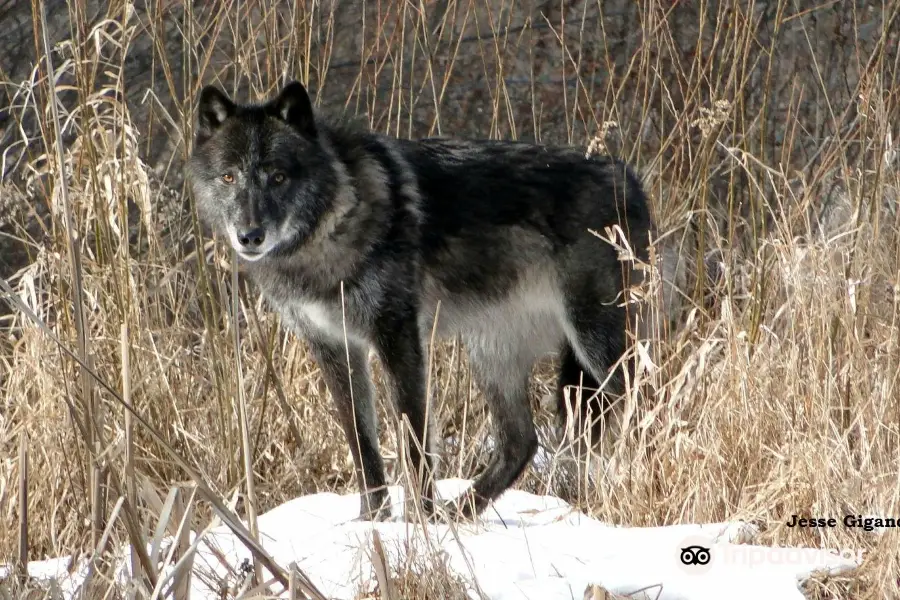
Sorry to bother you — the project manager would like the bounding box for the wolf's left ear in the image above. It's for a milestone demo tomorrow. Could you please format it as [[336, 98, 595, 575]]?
[[270, 81, 316, 137], [197, 85, 235, 140]]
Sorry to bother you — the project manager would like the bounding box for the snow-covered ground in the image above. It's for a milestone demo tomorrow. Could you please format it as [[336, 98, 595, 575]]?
[[4, 478, 861, 600]]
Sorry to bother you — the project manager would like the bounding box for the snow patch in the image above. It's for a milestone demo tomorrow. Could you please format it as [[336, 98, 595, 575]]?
[[5, 480, 860, 600]]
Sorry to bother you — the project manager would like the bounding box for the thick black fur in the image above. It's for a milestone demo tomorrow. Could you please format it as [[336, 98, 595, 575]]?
[[187, 81, 654, 521]]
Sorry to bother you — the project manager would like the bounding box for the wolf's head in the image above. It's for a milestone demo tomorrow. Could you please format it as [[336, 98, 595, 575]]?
[[187, 81, 337, 262]]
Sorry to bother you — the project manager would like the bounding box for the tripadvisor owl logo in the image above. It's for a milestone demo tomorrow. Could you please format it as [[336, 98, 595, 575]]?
[[676, 535, 715, 575], [675, 531, 867, 576]]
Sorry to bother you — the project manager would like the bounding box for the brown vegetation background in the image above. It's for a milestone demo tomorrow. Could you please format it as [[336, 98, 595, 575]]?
[[1, 1, 899, 598]]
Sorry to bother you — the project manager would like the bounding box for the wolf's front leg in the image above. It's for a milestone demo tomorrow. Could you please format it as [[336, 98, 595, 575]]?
[[307, 336, 391, 520], [372, 303, 437, 519]]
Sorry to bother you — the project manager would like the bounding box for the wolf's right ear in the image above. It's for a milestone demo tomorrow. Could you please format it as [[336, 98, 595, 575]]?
[[269, 81, 316, 138], [197, 86, 235, 140]]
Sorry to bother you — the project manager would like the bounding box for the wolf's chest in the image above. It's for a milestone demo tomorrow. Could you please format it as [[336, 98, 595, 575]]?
[[264, 276, 383, 348], [275, 296, 367, 344], [250, 263, 377, 342]]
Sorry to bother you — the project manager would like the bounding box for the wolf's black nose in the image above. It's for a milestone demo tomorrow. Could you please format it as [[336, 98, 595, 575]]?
[[237, 227, 266, 247]]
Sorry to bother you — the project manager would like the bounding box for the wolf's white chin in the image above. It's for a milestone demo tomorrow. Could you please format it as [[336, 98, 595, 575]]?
[[236, 249, 268, 262]]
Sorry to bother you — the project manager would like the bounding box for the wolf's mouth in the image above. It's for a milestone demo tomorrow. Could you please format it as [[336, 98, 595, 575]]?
[[236, 248, 267, 262]]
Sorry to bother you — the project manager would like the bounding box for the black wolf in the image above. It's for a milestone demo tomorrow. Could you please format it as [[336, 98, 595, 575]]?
[[187, 80, 657, 520]]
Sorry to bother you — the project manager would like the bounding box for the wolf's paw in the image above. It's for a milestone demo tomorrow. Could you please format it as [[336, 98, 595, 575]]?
[[426, 489, 487, 524], [355, 490, 392, 522], [354, 506, 392, 522]]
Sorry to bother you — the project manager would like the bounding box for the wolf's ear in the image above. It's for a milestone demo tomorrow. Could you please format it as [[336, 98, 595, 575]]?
[[197, 86, 235, 139], [269, 81, 316, 137]]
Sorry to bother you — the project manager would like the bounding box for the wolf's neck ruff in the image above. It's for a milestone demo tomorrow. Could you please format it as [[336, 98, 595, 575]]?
[[252, 135, 417, 302], [188, 80, 657, 522]]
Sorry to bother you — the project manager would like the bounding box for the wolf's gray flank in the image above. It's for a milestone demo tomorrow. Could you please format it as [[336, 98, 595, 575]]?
[[187, 80, 659, 520]]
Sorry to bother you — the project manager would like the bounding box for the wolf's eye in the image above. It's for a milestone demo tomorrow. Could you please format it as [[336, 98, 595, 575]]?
[[272, 172, 286, 185], [222, 173, 235, 184]]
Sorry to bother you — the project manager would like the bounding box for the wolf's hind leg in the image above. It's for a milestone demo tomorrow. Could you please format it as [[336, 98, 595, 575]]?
[[454, 341, 538, 518]]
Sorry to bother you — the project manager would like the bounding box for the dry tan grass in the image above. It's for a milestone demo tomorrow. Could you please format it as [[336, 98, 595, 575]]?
[[1, 0, 899, 598]]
